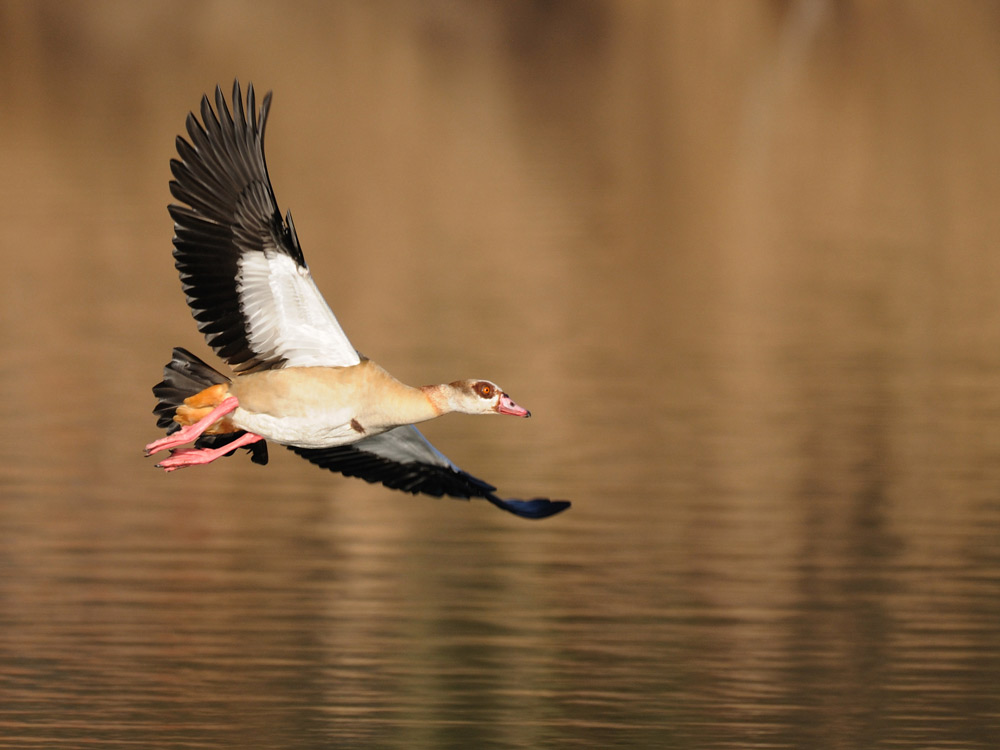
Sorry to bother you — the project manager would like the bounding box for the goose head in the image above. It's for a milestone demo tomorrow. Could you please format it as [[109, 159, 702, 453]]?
[[443, 379, 531, 417]]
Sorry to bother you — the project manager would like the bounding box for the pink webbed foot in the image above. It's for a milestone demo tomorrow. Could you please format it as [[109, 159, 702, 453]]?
[[144, 396, 240, 457], [155, 432, 264, 472]]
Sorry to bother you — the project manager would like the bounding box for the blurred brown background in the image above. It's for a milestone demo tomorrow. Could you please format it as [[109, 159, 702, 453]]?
[[2, 1, 1000, 748]]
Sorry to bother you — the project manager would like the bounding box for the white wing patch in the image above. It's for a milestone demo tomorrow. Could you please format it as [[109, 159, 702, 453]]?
[[238, 251, 361, 368]]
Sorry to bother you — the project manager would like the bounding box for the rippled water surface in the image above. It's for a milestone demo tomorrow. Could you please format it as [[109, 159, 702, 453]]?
[[2, 2, 1000, 747]]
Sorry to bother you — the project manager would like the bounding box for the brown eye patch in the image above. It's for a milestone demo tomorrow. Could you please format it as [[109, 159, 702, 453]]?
[[474, 381, 495, 399]]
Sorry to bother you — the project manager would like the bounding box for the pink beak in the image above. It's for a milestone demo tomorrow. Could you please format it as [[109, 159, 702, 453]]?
[[496, 392, 531, 417]]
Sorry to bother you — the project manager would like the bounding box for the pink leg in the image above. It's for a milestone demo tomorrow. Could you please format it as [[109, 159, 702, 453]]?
[[144, 396, 240, 457], [155, 432, 264, 472]]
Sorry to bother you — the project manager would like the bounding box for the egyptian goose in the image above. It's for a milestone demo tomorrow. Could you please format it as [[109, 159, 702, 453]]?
[[144, 81, 569, 520]]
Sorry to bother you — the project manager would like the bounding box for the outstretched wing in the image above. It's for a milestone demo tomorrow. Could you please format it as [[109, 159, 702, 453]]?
[[169, 80, 359, 372], [288, 426, 571, 519]]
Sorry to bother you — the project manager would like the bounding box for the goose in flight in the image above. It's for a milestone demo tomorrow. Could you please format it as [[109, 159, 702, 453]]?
[[144, 81, 569, 520]]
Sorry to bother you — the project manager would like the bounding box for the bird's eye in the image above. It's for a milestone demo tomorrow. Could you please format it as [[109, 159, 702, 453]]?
[[475, 382, 494, 399]]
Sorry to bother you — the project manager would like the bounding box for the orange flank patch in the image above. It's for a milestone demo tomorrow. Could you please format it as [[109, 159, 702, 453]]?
[[173, 384, 238, 434], [183, 383, 230, 409]]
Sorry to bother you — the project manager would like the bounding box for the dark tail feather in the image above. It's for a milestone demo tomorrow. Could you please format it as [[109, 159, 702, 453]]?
[[153, 347, 230, 432], [151, 348, 268, 465]]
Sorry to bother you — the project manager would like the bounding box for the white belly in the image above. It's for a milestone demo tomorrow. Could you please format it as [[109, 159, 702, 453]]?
[[232, 406, 383, 449]]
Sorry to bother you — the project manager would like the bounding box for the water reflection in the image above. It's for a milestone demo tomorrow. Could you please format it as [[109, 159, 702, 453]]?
[[2, 1, 1000, 748]]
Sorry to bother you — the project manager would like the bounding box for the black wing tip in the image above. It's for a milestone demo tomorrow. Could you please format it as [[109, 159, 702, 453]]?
[[169, 78, 288, 373], [485, 495, 572, 520], [288, 441, 570, 519], [223, 78, 272, 130]]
